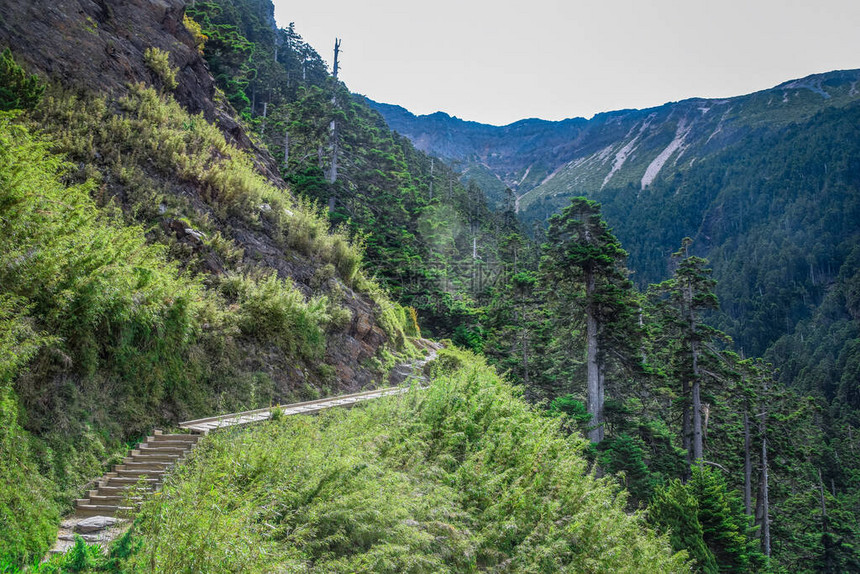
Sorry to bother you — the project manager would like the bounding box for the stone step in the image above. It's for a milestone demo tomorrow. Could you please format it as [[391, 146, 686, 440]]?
[[90, 486, 130, 497], [115, 468, 166, 479], [74, 504, 132, 517], [130, 450, 183, 460], [148, 434, 198, 443], [143, 439, 196, 449], [85, 494, 142, 506], [120, 459, 173, 470], [138, 442, 190, 451], [103, 476, 161, 487]]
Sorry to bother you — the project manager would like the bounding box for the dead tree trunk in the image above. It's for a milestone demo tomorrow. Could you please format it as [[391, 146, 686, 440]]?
[[689, 282, 703, 462], [283, 112, 290, 167], [332, 38, 341, 79], [683, 378, 692, 471], [328, 119, 338, 184], [429, 159, 434, 199], [261, 101, 268, 135]]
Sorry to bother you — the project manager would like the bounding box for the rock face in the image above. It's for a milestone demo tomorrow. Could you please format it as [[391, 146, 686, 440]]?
[[0, 0, 282, 181], [0, 0, 393, 397]]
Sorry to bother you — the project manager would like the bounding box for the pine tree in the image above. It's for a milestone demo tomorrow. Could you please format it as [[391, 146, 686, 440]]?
[[0, 49, 44, 111], [540, 197, 636, 443], [649, 478, 719, 573], [653, 239, 723, 465]]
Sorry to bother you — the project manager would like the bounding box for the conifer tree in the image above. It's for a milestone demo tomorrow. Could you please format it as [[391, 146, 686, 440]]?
[[649, 478, 719, 573], [0, 49, 43, 111], [540, 197, 635, 443], [654, 239, 722, 464]]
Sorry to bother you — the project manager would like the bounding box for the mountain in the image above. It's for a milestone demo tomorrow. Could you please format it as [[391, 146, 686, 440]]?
[[368, 73, 860, 358], [367, 70, 860, 214]]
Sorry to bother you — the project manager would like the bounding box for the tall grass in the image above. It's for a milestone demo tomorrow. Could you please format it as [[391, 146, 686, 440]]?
[[123, 350, 688, 573], [220, 272, 331, 360], [35, 83, 371, 291]]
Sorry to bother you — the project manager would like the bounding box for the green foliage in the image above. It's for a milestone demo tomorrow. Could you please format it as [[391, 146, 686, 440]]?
[[143, 47, 178, 91], [187, 1, 530, 343], [0, 107, 387, 563], [220, 272, 330, 359], [598, 434, 657, 504], [35, 82, 370, 290], [0, 109, 200, 405], [182, 14, 208, 54], [118, 350, 687, 572], [649, 479, 719, 573], [0, 388, 59, 565], [0, 49, 43, 111], [547, 394, 592, 436], [687, 466, 762, 572]]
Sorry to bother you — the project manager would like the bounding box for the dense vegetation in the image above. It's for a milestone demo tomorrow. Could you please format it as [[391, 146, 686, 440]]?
[[183, 0, 526, 343], [37, 350, 689, 573], [1, 0, 858, 571], [479, 198, 860, 572], [0, 47, 414, 566]]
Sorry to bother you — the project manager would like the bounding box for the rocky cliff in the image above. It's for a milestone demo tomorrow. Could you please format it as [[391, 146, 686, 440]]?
[[0, 0, 394, 397]]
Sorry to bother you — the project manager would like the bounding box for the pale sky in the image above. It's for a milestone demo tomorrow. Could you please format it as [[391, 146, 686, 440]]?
[[272, 0, 860, 126]]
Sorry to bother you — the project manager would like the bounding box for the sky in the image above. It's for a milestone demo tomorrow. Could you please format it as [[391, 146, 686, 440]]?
[[271, 0, 860, 126]]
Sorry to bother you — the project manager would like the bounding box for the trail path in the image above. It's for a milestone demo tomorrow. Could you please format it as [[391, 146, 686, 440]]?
[[46, 341, 441, 557]]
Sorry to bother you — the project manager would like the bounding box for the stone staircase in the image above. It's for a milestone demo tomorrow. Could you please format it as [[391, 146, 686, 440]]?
[[48, 431, 199, 555], [47, 340, 443, 557]]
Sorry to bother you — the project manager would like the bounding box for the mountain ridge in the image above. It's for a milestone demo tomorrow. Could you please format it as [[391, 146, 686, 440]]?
[[368, 67, 860, 359], [367, 68, 860, 212], [370, 68, 860, 129]]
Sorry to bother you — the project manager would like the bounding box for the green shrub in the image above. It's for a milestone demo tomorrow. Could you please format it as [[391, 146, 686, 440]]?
[[404, 306, 421, 338], [182, 14, 208, 54], [0, 388, 59, 566], [221, 272, 330, 359], [121, 350, 688, 572], [0, 49, 43, 111], [143, 47, 178, 91], [0, 113, 207, 562], [649, 479, 718, 574]]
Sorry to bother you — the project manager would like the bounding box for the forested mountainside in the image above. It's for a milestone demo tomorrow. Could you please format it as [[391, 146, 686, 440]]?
[[0, 0, 418, 565], [1, 0, 858, 571], [369, 71, 860, 212], [369, 76, 860, 355]]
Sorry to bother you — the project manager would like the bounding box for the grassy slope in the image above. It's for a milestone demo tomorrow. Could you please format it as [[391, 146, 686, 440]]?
[[113, 349, 687, 573], [0, 79, 412, 564]]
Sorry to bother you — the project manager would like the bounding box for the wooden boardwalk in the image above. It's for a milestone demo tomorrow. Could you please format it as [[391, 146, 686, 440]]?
[[46, 342, 440, 557], [179, 386, 410, 433], [180, 341, 440, 434]]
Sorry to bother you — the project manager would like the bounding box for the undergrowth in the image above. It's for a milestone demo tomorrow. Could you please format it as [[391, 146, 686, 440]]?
[[106, 349, 689, 573], [0, 91, 409, 563]]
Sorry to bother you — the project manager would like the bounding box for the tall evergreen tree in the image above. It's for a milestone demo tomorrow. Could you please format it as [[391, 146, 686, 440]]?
[[540, 197, 635, 443], [653, 239, 723, 465]]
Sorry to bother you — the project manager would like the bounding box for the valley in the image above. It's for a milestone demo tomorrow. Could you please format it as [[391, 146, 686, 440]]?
[[0, 0, 857, 572]]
